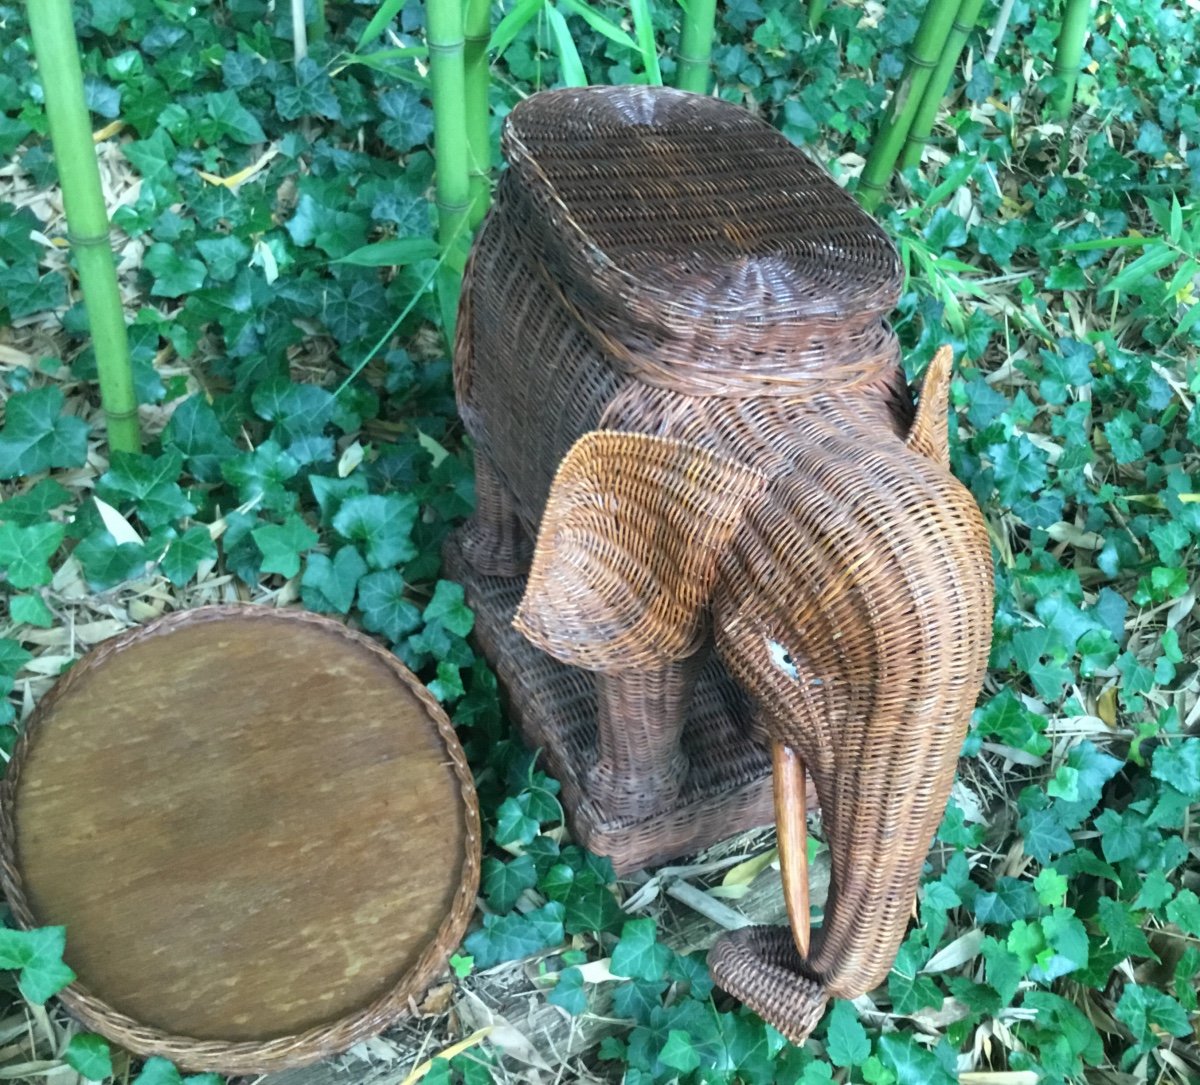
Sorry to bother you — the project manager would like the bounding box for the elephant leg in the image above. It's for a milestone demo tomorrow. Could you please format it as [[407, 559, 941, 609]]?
[[461, 451, 533, 578], [588, 650, 702, 822]]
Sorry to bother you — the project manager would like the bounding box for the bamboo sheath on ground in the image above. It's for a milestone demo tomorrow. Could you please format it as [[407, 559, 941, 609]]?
[[25, 0, 140, 454], [858, 0, 962, 211], [675, 0, 718, 94], [1050, 0, 1092, 120], [899, 0, 984, 170], [464, 0, 492, 225]]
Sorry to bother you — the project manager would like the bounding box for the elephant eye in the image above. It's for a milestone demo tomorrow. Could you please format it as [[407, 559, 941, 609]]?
[[765, 637, 825, 687], [765, 638, 799, 680]]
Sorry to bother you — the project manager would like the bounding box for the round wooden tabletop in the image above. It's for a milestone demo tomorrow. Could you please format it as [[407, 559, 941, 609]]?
[[0, 606, 480, 1073]]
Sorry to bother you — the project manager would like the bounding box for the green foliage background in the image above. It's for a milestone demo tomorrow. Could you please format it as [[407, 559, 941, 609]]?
[[1, 0, 1199, 1082]]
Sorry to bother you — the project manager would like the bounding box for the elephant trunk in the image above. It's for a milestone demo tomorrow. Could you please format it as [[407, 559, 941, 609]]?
[[707, 440, 993, 1042]]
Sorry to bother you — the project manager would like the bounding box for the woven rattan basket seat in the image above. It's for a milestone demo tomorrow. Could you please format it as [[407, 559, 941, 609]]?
[[500, 86, 902, 394], [0, 606, 480, 1074]]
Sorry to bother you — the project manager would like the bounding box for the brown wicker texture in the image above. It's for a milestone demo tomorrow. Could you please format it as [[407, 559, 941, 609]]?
[[499, 86, 903, 395], [0, 606, 481, 1074], [453, 84, 993, 1043]]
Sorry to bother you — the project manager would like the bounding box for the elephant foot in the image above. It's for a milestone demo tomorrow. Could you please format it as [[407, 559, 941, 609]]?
[[707, 926, 828, 1045]]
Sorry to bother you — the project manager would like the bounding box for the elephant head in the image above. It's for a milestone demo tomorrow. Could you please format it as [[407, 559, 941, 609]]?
[[513, 348, 994, 1042]]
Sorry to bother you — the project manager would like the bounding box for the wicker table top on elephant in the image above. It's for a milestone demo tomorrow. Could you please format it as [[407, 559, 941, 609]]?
[[499, 86, 904, 392], [0, 606, 480, 1075]]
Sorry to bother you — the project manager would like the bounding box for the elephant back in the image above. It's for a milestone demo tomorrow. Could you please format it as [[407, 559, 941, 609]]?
[[500, 85, 903, 397], [455, 190, 633, 527]]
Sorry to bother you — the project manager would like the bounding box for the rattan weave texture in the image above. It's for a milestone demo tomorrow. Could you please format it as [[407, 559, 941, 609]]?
[[500, 86, 903, 394], [454, 85, 994, 1043]]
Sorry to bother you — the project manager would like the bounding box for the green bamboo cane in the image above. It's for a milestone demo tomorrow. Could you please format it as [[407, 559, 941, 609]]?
[[25, 0, 139, 454], [676, 0, 717, 93], [898, 0, 984, 171], [464, 0, 492, 224], [426, 0, 471, 338], [857, 0, 962, 212], [1050, 0, 1091, 120], [310, 0, 326, 42]]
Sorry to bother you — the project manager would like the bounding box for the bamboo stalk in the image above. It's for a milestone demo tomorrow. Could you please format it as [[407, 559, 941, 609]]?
[[899, 0, 984, 171], [25, 0, 139, 453], [1050, 0, 1091, 121], [984, 0, 1015, 62], [310, 0, 326, 42], [464, 0, 492, 224], [857, 0, 963, 212], [426, 0, 471, 339], [675, 0, 717, 94], [291, 0, 308, 63]]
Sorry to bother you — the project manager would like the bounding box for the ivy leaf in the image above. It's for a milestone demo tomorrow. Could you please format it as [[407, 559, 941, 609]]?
[[195, 235, 251, 283], [825, 1000, 870, 1067], [222, 440, 300, 514], [547, 966, 588, 1015], [481, 854, 538, 913], [145, 242, 208, 297], [659, 1030, 701, 1074], [333, 494, 420, 569], [11, 593, 54, 628], [0, 387, 90, 479], [0, 478, 73, 527], [611, 918, 672, 982], [131, 1057, 180, 1085], [378, 87, 435, 151], [301, 546, 367, 614], [252, 515, 319, 578], [1115, 984, 1192, 1051], [423, 580, 475, 637], [162, 395, 240, 483], [876, 1034, 955, 1085], [357, 570, 422, 641], [561, 878, 625, 934], [251, 379, 336, 441], [159, 525, 216, 587], [0, 926, 76, 1003], [97, 449, 194, 530], [494, 797, 540, 847], [1097, 897, 1154, 959], [462, 901, 565, 968], [1166, 889, 1200, 935], [1019, 805, 1074, 863], [0, 515, 63, 591], [428, 659, 465, 702], [1034, 907, 1089, 982], [204, 89, 266, 144], [1151, 739, 1200, 800], [65, 1034, 114, 1081]]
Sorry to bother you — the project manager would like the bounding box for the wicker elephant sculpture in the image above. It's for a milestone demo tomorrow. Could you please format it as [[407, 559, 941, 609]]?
[[448, 86, 994, 1042]]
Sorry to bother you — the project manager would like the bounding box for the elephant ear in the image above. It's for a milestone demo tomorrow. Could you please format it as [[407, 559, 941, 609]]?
[[906, 345, 953, 469], [515, 431, 768, 673]]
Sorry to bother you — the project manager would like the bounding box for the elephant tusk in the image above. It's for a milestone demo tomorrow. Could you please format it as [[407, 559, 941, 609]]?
[[773, 742, 810, 960]]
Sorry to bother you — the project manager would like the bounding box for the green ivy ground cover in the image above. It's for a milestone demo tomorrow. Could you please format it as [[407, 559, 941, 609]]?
[[1, 0, 1199, 1082]]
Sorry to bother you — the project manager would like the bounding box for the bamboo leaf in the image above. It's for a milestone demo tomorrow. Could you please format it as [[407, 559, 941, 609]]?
[[558, 0, 638, 50], [490, 0, 543, 56], [1058, 235, 1154, 252], [358, 0, 407, 47], [545, 3, 587, 86], [335, 237, 440, 268], [629, 0, 662, 84], [1102, 246, 1178, 295]]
